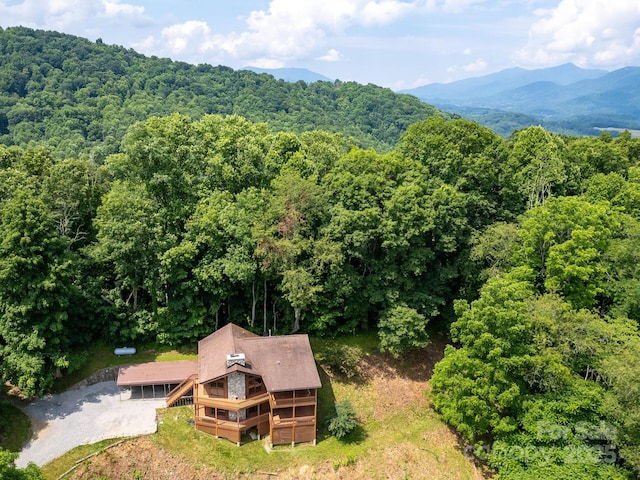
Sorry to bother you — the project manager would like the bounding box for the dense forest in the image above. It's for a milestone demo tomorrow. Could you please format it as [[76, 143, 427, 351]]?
[[1, 27, 639, 479], [0, 27, 449, 158]]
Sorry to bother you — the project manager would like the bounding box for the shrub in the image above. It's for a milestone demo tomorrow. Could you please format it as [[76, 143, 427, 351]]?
[[378, 305, 429, 358], [0, 448, 44, 480], [316, 343, 364, 378], [328, 400, 359, 439]]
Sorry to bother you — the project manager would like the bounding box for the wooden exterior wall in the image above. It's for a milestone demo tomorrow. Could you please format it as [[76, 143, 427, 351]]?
[[193, 377, 270, 446], [269, 389, 318, 446], [186, 377, 318, 446]]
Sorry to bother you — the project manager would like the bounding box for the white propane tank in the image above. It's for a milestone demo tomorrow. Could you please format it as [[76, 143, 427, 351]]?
[[114, 347, 137, 356]]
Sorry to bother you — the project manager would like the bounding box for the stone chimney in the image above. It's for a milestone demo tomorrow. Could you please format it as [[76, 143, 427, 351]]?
[[226, 353, 247, 421], [226, 353, 246, 368]]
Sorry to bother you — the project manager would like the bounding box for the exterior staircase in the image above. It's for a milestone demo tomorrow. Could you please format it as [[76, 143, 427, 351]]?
[[166, 374, 197, 407]]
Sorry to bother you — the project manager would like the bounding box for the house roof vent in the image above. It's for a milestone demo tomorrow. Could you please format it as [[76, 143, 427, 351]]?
[[226, 353, 246, 367]]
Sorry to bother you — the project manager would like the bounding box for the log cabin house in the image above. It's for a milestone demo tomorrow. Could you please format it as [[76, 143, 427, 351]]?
[[165, 323, 322, 446]]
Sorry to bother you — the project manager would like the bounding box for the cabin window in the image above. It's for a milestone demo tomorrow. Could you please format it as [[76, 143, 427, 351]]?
[[208, 380, 225, 397], [247, 376, 265, 397]]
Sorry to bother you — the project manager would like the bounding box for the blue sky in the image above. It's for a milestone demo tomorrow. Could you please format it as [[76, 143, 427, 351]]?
[[1, 0, 639, 89]]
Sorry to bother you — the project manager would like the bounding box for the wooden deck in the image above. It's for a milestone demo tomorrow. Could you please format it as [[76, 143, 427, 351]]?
[[195, 392, 270, 410], [194, 412, 270, 445], [169, 381, 319, 446], [191, 389, 318, 446], [196, 412, 270, 431]]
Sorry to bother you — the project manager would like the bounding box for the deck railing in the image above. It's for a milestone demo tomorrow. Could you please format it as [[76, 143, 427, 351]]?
[[270, 412, 316, 426], [196, 412, 270, 431], [269, 390, 317, 408], [196, 392, 270, 410]]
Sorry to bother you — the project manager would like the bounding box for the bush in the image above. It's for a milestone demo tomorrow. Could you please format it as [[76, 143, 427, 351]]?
[[0, 448, 44, 480], [316, 343, 364, 378], [328, 400, 359, 439], [378, 305, 429, 358]]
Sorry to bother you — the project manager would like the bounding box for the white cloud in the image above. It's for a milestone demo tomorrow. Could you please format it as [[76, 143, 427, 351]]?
[[361, 0, 415, 25], [251, 58, 285, 69], [316, 48, 343, 62], [232, 0, 403, 59], [161, 20, 212, 54], [516, 0, 640, 68], [0, 0, 148, 36], [218, 0, 491, 65], [130, 1, 429, 66], [436, 0, 486, 14], [410, 74, 433, 87], [131, 34, 155, 51], [463, 57, 487, 72], [103, 1, 144, 17], [445, 56, 487, 75]]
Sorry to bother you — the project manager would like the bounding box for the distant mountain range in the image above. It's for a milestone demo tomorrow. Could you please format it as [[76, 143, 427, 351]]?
[[401, 64, 640, 137], [402, 63, 607, 101], [243, 67, 333, 83], [241, 63, 640, 138]]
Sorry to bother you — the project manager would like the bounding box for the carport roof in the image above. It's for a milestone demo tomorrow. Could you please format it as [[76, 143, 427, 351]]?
[[117, 360, 198, 387]]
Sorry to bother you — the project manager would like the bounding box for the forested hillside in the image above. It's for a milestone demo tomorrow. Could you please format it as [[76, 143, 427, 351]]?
[[1, 25, 639, 480], [0, 26, 448, 158]]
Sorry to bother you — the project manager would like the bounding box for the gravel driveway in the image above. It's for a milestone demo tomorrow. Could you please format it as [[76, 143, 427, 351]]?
[[16, 380, 165, 468]]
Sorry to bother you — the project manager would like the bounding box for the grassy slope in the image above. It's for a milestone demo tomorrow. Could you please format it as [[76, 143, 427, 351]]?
[[0, 402, 31, 452], [42, 334, 488, 479]]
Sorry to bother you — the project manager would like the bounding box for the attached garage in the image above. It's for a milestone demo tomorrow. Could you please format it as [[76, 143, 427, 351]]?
[[117, 360, 198, 401]]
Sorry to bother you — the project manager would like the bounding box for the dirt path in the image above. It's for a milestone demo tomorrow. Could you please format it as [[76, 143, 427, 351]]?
[[16, 381, 164, 468]]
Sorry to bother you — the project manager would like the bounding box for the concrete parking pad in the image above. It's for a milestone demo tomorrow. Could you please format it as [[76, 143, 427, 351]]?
[[16, 380, 165, 468]]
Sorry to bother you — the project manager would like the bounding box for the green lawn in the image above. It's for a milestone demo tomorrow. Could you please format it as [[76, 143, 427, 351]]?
[[149, 401, 475, 478]]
